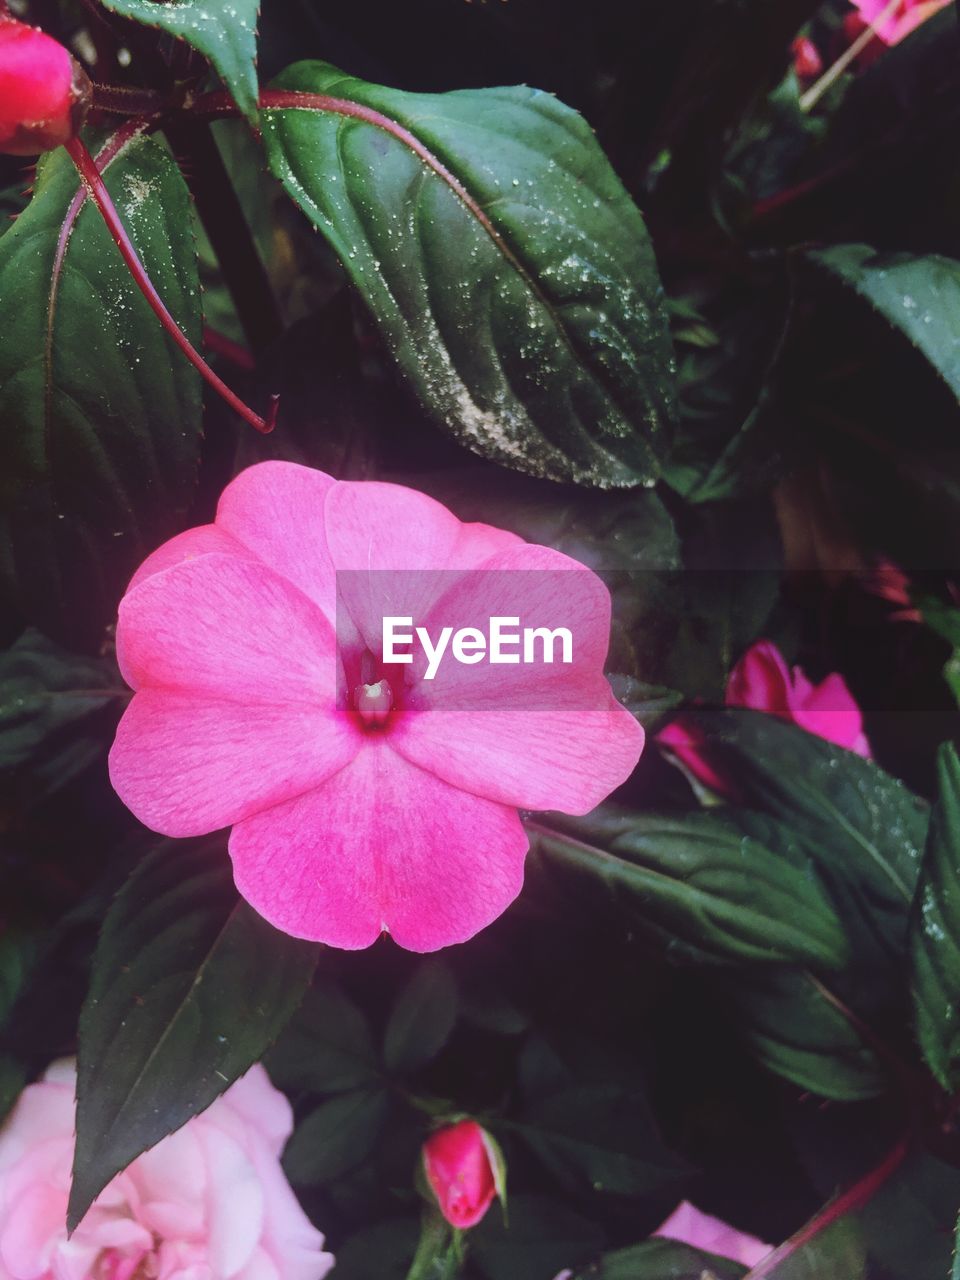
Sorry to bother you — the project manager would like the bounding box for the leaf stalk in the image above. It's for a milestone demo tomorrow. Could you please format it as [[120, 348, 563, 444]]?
[[63, 134, 276, 433]]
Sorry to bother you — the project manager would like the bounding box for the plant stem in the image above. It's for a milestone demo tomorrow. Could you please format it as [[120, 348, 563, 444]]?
[[799, 0, 902, 113], [64, 134, 276, 434], [164, 118, 283, 355], [91, 82, 168, 117], [745, 1135, 909, 1278], [404, 1214, 461, 1280]]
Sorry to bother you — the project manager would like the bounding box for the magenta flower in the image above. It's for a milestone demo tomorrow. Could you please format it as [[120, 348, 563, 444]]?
[[109, 462, 643, 952], [0, 15, 90, 156], [422, 1120, 503, 1229], [655, 1200, 771, 1268], [658, 638, 870, 796], [849, 0, 951, 45]]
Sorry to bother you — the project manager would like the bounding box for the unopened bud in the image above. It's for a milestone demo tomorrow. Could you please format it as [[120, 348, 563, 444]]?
[[0, 16, 91, 156], [422, 1120, 505, 1230]]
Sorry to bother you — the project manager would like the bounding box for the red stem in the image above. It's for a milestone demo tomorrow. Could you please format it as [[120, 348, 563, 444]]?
[[63, 135, 276, 434], [746, 1135, 910, 1278]]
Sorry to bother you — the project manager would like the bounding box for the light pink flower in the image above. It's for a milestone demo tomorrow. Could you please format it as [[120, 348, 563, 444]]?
[[849, 0, 951, 45], [655, 1200, 771, 1268], [658, 638, 870, 796], [422, 1120, 502, 1230], [0, 1060, 333, 1280], [108, 462, 643, 953]]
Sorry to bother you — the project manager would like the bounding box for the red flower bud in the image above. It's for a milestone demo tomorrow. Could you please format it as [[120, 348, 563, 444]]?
[[0, 15, 91, 155], [422, 1120, 504, 1230]]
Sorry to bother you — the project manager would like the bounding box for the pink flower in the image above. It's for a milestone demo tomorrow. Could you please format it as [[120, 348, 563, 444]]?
[[0, 16, 90, 155], [658, 638, 870, 796], [849, 0, 951, 46], [791, 35, 823, 83], [108, 462, 643, 953], [422, 1120, 501, 1229], [655, 1201, 771, 1268], [0, 1060, 333, 1280]]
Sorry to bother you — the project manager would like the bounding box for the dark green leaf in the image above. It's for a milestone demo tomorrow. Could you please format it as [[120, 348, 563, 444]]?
[[911, 743, 960, 1091], [917, 595, 960, 705], [471, 1194, 604, 1280], [727, 969, 885, 1102], [101, 0, 261, 121], [262, 62, 675, 487], [744, 1217, 865, 1279], [0, 932, 37, 1027], [606, 675, 683, 732], [508, 1084, 685, 1196], [572, 1238, 747, 1279], [808, 247, 960, 402], [0, 629, 126, 782], [0, 133, 202, 648], [332, 1219, 420, 1280], [858, 1147, 960, 1280], [282, 1088, 390, 1186], [0, 1053, 24, 1126], [384, 959, 458, 1074], [683, 710, 927, 971], [530, 809, 849, 970], [266, 978, 380, 1095], [70, 839, 318, 1229], [952, 1210, 960, 1280]]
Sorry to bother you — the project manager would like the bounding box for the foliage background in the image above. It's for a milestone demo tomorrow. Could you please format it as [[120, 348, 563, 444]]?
[[3, 0, 960, 1276]]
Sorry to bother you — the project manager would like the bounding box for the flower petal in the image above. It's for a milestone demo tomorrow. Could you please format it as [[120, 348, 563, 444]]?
[[215, 462, 339, 623], [229, 741, 527, 952], [324, 480, 524, 652], [109, 691, 359, 837], [127, 524, 254, 593], [388, 543, 642, 812], [394, 705, 642, 814], [116, 554, 340, 703], [725, 639, 793, 719]]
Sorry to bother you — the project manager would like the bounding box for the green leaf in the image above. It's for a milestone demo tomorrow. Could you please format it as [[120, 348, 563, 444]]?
[[0, 1053, 24, 1126], [530, 809, 849, 970], [0, 132, 202, 648], [0, 629, 126, 783], [262, 62, 675, 487], [744, 1217, 866, 1279], [471, 1194, 604, 1280], [808, 247, 960, 402], [910, 742, 960, 1091], [508, 1084, 685, 1196], [266, 978, 380, 1095], [683, 710, 927, 974], [331, 1219, 420, 1280], [606, 675, 683, 731], [917, 595, 960, 705], [100, 0, 261, 121], [282, 1088, 391, 1186], [952, 1210, 960, 1280], [69, 838, 318, 1230], [727, 969, 885, 1102], [572, 1239, 747, 1279], [0, 932, 37, 1027], [383, 959, 458, 1074]]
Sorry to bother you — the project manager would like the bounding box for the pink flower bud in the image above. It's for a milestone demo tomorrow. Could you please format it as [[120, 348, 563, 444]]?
[[0, 15, 91, 155], [422, 1120, 504, 1229], [791, 35, 823, 82]]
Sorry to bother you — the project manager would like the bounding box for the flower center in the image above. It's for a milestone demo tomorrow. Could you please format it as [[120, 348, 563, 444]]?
[[353, 678, 394, 727], [95, 1246, 158, 1280]]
